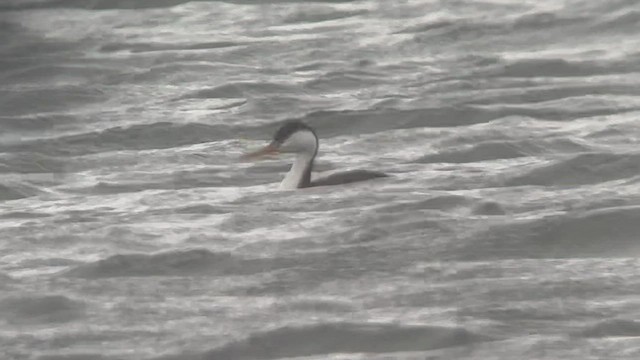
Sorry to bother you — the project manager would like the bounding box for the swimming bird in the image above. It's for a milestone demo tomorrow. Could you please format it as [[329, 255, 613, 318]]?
[[242, 120, 388, 189]]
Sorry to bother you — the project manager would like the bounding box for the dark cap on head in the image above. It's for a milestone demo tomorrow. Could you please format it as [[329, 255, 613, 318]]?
[[272, 120, 315, 145]]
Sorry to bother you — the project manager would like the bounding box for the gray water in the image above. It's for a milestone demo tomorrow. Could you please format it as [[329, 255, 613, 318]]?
[[2, 0, 640, 359]]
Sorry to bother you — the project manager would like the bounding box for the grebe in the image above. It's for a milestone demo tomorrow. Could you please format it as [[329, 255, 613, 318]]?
[[242, 120, 388, 189]]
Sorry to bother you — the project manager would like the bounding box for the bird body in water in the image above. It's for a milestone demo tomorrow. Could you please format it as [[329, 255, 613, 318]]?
[[242, 120, 388, 190]]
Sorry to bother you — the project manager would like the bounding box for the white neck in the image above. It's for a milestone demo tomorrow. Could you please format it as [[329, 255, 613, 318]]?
[[279, 153, 314, 190]]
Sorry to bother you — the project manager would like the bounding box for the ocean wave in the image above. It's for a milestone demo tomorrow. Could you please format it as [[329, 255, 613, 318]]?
[[214, 0, 359, 4], [0, 0, 357, 11], [173, 203, 231, 214], [464, 205, 640, 259], [273, 296, 357, 313], [76, 168, 238, 195], [304, 69, 388, 91], [154, 322, 489, 360], [415, 137, 592, 164], [512, 12, 586, 30], [530, 206, 640, 257], [471, 201, 507, 216], [296, 104, 634, 139], [1, 63, 121, 88], [65, 248, 269, 278], [0, 114, 77, 133], [406, 7, 629, 46], [0, 295, 85, 324], [593, 10, 640, 34], [100, 40, 242, 54], [400, 11, 583, 38], [408, 20, 504, 43], [374, 194, 472, 213], [0, 0, 197, 11], [0, 272, 16, 290], [176, 81, 302, 100], [470, 84, 640, 108], [366, 195, 506, 219], [504, 152, 640, 186], [0, 183, 30, 201], [0, 151, 67, 174], [576, 319, 640, 338], [0, 122, 235, 156], [394, 20, 455, 34], [0, 180, 50, 201], [496, 58, 611, 78], [36, 354, 117, 360], [283, 8, 366, 24], [294, 60, 343, 72], [296, 106, 498, 138], [417, 141, 529, 164], [0, 86, 106, 117]]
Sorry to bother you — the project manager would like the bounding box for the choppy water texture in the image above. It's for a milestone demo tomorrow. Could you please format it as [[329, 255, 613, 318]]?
[[2, 0, 640, 359]]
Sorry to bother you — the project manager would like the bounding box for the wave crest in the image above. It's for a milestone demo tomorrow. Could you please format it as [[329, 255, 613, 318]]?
[[65, 248, 266, 278], [155, 322, 489, 360]]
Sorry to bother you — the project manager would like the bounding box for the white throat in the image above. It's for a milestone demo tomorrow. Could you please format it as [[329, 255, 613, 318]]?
[[279, 152, 314, 190], [276, 129, 318, 190]]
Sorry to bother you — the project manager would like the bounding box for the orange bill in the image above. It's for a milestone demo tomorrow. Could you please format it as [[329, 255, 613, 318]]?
[[240, 143, 279, 160]]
